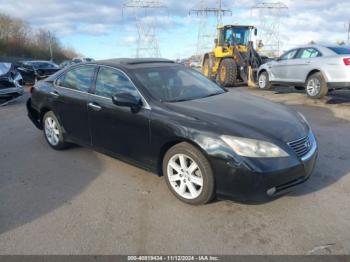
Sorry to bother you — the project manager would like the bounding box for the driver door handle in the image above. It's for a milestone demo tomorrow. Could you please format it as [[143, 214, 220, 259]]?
[[88, 102, 102, 111], [50, 90, 60, 98]]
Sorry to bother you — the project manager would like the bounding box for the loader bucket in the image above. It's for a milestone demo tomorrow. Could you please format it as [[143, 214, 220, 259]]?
[[247, 66, 258, 88]]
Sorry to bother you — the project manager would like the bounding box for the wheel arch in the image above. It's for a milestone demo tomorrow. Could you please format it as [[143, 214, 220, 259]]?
[[305, 69, 328, 84], [157, 137, 212, 177]]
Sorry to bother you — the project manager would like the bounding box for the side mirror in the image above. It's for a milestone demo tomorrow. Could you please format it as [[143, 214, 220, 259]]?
[[254, 28, 258, 36], [112, 92, 142, 113]]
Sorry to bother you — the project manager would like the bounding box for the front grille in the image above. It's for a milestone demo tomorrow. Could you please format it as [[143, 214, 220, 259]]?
[[288, 134, 313, 158]]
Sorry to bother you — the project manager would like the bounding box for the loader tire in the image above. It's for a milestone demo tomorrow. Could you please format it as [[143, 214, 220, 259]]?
[[218, 59, 237, 87], [202, 57, 215, 80]]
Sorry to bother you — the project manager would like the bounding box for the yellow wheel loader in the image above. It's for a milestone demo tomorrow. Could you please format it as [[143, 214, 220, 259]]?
[[202, 25, 264, 88]]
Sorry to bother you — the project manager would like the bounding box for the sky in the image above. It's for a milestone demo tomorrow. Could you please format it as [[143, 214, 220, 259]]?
[[0, 0, 349, 60]]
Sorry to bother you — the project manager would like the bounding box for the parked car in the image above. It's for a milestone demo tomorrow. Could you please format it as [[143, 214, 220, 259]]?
[[72, 57, 94, 64], [257, 45, 350, 99], [190, 60, 201, 68], [59, 60, 75, 69], [27, 58, 317, 205], [17, 60, 60, 85], [0, 62, 24, 98]]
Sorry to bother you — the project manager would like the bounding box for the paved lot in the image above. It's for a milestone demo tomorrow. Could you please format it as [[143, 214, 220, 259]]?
[[0, 87, 350, 255]]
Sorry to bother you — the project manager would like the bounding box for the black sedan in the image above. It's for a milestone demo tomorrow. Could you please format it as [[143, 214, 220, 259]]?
[[18, 60, 60, 85], [26, 58, 318, 205]]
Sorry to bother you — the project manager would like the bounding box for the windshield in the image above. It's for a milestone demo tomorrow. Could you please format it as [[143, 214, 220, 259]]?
[[328, 46, 350, 55], [134, 66, 226, 102], [225, 27, 251, 46]]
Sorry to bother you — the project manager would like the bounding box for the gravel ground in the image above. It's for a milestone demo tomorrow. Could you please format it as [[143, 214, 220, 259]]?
[[0, 86, 349, 255]]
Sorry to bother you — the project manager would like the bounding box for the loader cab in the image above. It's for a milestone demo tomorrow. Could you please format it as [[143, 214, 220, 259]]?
[[217, 25, 256, 47]]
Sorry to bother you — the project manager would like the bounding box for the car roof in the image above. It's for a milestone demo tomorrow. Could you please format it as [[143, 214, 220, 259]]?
[[93, 58, 176, 69]]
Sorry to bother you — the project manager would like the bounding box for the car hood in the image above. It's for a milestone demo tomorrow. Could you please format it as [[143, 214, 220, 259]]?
[[164, 91, 309, 143]]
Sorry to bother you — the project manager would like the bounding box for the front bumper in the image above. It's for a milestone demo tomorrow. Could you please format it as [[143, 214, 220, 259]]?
[[213, 142, 318, 203]]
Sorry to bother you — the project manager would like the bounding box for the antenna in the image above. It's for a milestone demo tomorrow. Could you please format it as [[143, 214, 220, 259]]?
[[190, 0, 232, 56], [122, 0, 167, 58], [252, 2, 288, 57], [347, 20, 350, 45]]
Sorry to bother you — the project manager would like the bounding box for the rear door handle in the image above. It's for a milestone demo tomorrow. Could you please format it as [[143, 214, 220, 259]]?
[[88, 102, 102, 111], [50, 90, 60, 98]]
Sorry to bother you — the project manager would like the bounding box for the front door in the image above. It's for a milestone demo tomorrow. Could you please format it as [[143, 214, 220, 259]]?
[[270, 49, 299, 81], [88, 66, 152, 166]]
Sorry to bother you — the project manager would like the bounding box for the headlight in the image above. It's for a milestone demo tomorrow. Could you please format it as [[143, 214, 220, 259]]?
[[221, 135, 289, 158]]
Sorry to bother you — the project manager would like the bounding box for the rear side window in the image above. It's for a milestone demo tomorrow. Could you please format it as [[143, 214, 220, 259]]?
[[328, 46, 350, 55], [56, 66, 96, 92], [95, 67, 139, 98], [297, 48, 322, 58]]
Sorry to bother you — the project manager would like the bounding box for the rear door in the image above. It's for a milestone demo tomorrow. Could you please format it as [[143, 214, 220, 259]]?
[[52, 65, 97, 144], [88, 66, 152, 166], [285, 48, 322, 82]]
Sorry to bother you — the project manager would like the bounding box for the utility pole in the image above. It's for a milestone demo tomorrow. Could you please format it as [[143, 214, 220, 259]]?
[[48, 30, 53, 61], [190, 0, 231, 56], [122, 0, 167, 58]]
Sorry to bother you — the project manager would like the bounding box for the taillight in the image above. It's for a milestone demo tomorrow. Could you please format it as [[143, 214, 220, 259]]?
[[29, 86, 34, 94], [343, 58, 350, 65]]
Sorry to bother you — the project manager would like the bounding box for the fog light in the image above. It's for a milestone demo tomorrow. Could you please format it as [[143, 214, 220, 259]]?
[[267, 187, 276, 196]]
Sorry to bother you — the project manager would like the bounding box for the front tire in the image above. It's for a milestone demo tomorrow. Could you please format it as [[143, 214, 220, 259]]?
[[43, 111, 69, 150], [306, 72, 328, 99], [217, 59, 237, 87], [258, 71, 272, 90], [163, 142, 215, 205]]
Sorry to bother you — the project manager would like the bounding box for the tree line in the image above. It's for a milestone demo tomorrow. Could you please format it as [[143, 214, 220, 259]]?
[[0, 13, 79, 63]]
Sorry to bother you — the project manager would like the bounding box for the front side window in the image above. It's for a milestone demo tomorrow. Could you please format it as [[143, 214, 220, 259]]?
[[280, 49, 298, 60], [134, 66, 226, 102], [297, 48, 321, 59], [56, 66, 95, 92], [95, 67, 139, 98]]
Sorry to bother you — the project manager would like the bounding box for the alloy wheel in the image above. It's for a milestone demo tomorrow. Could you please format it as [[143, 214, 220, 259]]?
[[167, 154, 203, 200], [306, 78, 321, 97], [44, 116, 60, 146], [258, 73, 267, 89]]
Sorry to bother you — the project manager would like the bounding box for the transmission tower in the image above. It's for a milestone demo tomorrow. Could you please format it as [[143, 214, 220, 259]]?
[[122, 0, 167, 58], [190, 0, 232, 56], [252, 2, 288, 57]]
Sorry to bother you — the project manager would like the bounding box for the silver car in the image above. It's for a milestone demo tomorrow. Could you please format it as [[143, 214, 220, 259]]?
[[257, 45, 350, 99]]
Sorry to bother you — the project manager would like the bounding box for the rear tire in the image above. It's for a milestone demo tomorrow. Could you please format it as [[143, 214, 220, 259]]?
[[163, 142, 215, 205], [306, 72, 328, 99], [258, 71, 272, 90], [217, 59, 237, 87], [43, 111, 69, 150]]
